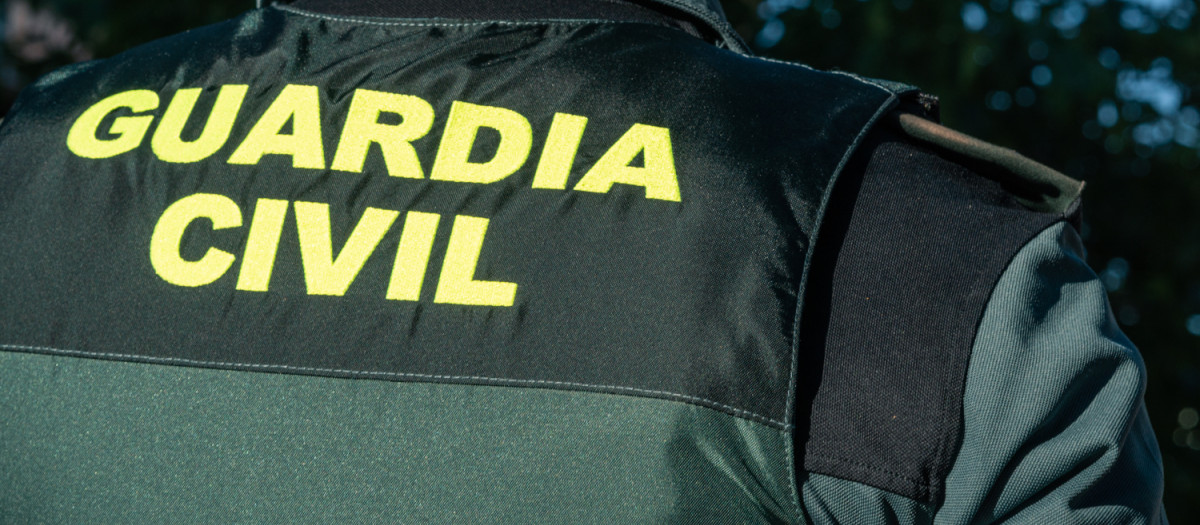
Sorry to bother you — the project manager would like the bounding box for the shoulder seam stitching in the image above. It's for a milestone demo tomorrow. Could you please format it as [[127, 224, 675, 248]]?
[[748, 56, 894, 94], [784, 92, 898, 425]]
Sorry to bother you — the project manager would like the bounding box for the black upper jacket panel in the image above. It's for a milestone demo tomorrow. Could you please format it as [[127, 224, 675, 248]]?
[[0, 1, 896, 430]]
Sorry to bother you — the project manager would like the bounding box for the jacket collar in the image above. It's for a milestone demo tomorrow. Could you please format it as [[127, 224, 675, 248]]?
[[260, 0, 749, 54], [640, 0, 748, 53]]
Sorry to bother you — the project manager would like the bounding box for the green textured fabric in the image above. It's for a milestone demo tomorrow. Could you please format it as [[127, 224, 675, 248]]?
[[800, 473, 934, 524], [786, 221, 1167, 524], [0, 352, 798, 523], [935, 222, 1167, 524]]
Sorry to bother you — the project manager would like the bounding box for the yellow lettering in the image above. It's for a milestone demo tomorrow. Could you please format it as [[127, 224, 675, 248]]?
[[331, 89, 435, 178], [228, 84, 326, 169], [235, 198, 289, 292], [152, 85, 249, 163], [385, 211, 441, 301], [429, 101, 532, 184], [149, 193, 242, 287], [531, 112, 588, 190], [434, 215, 517, 307], [66, 90, 159, 159], [295, 201, 398, 296], [573, 123, 680, 202]]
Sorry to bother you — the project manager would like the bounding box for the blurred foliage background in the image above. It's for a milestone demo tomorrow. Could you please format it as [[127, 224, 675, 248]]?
[[1, 0, 1196, 518]]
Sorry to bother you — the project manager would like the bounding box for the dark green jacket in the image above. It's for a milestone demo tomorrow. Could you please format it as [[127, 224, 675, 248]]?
[[0, 1, 1165, 522]]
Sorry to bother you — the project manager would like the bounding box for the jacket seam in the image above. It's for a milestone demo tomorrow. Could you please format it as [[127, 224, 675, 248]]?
[[1, 342, 789, 429], [273, 4, 623, 28], [784, 433, 804, 521], [784, 93, 898, 426], [749, 56, 894, 95], [806, 452, 939, 490], [635, 0, 750, 54], [782, 90, 899, 522]]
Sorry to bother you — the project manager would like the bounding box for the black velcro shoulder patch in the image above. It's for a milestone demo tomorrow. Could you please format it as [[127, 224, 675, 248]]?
[[796, 125, 1068, 503]]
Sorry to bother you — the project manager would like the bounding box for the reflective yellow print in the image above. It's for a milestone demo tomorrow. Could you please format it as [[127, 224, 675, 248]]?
[[228, 84, 326, 169], [331, 89, 435, 178], [152, 85, 248, 163], [532, 112, 589, 190], [67, 90, 159, 159], [149, 193, 242, 287], [434, 215, 518, 307], [295, 201, 399, 296], [149, 194, 518, 307], [235, 198, 289, 292], [67, 85, 682, 202], [386, 211, 441, 302], [73, 83, 688, 308], [574, 123, 680, 202], [430, 101, 533, 184]]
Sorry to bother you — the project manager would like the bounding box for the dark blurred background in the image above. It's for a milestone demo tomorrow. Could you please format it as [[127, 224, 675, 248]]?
[[1, 0, 1196, 518]]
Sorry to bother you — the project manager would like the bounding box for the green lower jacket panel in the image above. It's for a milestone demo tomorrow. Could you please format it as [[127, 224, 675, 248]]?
[[1, 351, 797, 524]]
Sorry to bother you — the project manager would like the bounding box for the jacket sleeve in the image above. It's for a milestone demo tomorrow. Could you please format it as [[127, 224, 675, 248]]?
[[934, 222, 1167, 524]]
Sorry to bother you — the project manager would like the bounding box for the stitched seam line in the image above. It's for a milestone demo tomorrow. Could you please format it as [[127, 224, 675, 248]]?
[[784, 93, 898, 425], [1, 343, 789, 429], [784, 430, 804, 521], [637, 0, 750, 54], [749, 55, 893, 95], [808, 452, 937, 489], [272, 4, 619, 28]]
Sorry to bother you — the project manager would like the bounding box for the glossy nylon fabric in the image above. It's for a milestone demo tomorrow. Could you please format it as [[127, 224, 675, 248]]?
[[0, 6, 896, 520], [274, 0, 751, 53], [0, 6, 896, 425]]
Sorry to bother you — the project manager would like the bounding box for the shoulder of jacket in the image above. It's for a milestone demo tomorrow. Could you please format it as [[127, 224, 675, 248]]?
[[797, 87, 1084, 503], [884, 106, 1084, 217], [743, 68, 1083, 219]]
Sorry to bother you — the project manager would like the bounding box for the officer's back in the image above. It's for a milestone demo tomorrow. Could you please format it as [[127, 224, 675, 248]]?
[[0, 1, 1167, 523]]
